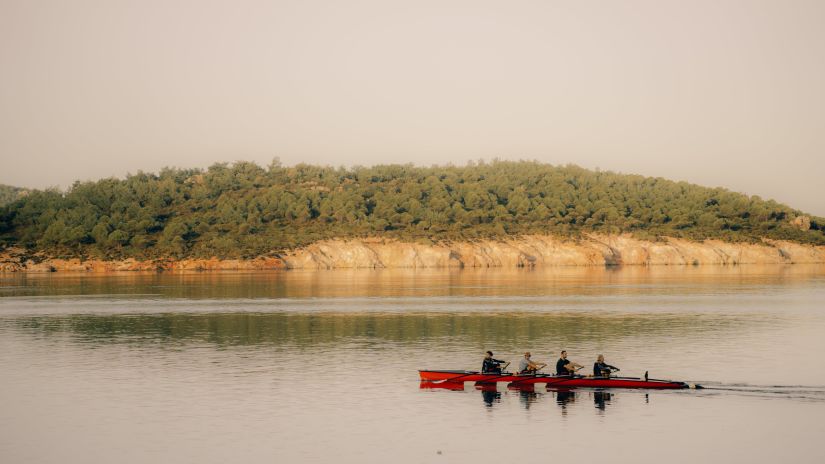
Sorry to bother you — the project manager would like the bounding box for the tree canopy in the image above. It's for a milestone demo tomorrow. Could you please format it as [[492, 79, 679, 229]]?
[[0, 184, 30, 207], [1, 160, 822, 259]]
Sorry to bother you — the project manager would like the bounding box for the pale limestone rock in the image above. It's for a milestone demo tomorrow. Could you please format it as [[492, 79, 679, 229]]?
[[791, 216, 811, 231], [3, 234, 825, 272]]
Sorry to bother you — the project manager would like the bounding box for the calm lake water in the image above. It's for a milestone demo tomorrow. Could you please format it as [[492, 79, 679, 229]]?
[[2, 266, 825, 463]]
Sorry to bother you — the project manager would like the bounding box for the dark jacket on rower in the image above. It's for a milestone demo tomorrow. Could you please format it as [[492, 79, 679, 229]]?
[[482, 358, 506, 374], [593, 362, 618, 377], [556, 358, 571, 375]]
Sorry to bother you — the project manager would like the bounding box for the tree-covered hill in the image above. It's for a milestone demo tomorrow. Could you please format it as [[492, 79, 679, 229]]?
[[1, 160, 823, 259], [0, 184, 30, 207]]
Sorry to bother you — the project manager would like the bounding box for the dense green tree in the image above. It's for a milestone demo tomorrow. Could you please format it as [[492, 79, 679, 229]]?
[[0, 184, 31, 207], [1, 160, 823, 259]]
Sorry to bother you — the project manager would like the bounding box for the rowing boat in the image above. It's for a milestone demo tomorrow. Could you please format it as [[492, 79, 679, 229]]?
[[419, 369, 697, 389]]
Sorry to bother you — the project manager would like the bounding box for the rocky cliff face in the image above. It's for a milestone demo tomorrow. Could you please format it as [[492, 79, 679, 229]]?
[[2, 234, 825, 272], [278, 235, 825, 269]]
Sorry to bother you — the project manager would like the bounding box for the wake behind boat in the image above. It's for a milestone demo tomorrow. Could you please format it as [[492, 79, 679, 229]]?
[[419, 369, 701, 390]]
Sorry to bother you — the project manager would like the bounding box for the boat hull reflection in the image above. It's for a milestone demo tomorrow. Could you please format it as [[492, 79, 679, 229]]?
[[419, 380, 465, 391], [419, 370, 689, 389]]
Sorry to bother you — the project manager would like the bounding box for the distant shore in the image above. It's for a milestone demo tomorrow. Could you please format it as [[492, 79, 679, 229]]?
[[3, 234, 825, 273]]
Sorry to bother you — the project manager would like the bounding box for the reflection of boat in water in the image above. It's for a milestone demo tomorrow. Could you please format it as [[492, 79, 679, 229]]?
[[505, 383, 543, 408], [517, 389, 540, 408], [475, 382, 497, 392], [550, 387, 577, 407], [424, 381, 628, 413], [480, 389, 501, 407], [419, 370, 698, 389], [506, 383, 535, 393], [475, 381, 502, 407], [593, 390, 612, 410], [420, 380, 466, 391], [549, 388, 614, 410]]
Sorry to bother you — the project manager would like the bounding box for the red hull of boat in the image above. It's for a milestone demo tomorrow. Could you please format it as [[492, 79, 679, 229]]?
[[419, 370, 689, 389]]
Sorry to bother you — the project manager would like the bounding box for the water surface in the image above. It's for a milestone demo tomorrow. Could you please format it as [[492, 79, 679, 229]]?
[[2, 266, 824, 463]]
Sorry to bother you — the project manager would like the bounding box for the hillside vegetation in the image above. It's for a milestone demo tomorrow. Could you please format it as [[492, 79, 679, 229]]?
[[0, 184, 29, 207], [1, 160, 823, 259]]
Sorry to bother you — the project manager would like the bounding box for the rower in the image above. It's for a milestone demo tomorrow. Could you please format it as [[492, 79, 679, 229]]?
[[555, 350, 584, 375], [518, 352, 546, 374], [482, 351, 508, 374], [593, 354, 619, 377]]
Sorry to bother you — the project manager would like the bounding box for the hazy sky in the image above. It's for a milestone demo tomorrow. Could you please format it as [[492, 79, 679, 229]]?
[[1, 0, 824, 215]]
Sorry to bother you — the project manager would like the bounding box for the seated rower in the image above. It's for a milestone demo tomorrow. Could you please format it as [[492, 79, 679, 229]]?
[[593, 354, 619, 377], [482, 351, 508, 374], [555, 350, 584, 375], [518, 352, 547, 374]]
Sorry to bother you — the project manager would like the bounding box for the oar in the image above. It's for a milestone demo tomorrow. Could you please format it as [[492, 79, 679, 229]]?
[[508, 366, 552, 386], [508, 374, 547, 386], [544, 376, 579, 387], [556, 366, 584, 376], [594, 368, 621, 378]]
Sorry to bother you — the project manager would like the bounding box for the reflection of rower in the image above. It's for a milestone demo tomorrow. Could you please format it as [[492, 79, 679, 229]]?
[[481, 389, 501, 407], [482, 351, 509, 374], [555, 350, 584, 375], [594, 390, 612, 410], [517, 389, 540, 409], [552, 388, 576, 407], [593, 354, 619, 377], [518, 352, 547, 374]]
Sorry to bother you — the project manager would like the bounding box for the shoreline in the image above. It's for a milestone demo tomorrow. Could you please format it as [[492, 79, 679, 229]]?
[[3, 234, 825, 273]]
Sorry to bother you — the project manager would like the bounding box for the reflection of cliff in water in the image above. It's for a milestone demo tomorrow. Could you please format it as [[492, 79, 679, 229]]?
[[3, 265, 824, 299], [11, 310, 764, 348]]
